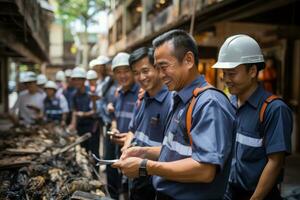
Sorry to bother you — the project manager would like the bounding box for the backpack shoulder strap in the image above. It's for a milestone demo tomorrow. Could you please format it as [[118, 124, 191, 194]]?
[[259, 95, 280, 123], [186, 85, 214, 145]]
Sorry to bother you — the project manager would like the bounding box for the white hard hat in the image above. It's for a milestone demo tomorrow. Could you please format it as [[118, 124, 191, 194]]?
[[44, 80, 58, 90], [212, 34, 264, 69], [55, 70, 66, 82], [112, 52, 130, 71], [89, 55, 110, 69], [86, 70, 98, 80], [64, 69, 73, 77], [23, 71, 37, 83], [71, 67, 86, 79], [19, 72, 28, 83], [37, 74, 48, 85]]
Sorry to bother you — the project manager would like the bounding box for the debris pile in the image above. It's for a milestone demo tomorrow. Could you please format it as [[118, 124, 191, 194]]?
[[0, 124, 106, 200]]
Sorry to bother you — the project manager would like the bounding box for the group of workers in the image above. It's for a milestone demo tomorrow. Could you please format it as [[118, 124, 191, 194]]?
[[9, 29, 292, 200]]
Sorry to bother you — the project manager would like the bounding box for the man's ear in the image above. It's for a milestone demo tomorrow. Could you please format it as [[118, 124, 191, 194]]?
[[249, 64, 258, 78], [183, 51, 195, 70]]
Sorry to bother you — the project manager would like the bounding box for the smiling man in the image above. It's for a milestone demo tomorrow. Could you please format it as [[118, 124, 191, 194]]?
[[118, 47, 173, 200], [213, 35, 292, 200], [113, 29, 236, 200], [108, 52, 140, 200]]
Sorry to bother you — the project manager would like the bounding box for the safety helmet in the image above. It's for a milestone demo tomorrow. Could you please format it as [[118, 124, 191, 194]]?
[[55, 70, 65, 82], [23, 71, 37, 83], [86, 70, 98, 80], [89, 55, 110, 69], [37, 74, 48, 85], [19, 72, 28, 83], [212, 34, 264, 69], [44, 80, 58, 90], [71, 67, 86, 79], [64, 69, 73, 77], [112, 52, 130, 71]]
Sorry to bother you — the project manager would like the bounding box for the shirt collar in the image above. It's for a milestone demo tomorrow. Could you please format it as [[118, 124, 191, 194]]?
[[119, 83, 139, 95], [175, 75, 207, 104], [144, 85, 169, 103], [231, 84, 266, 109]]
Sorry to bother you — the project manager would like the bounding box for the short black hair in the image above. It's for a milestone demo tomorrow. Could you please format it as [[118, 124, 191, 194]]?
[[129, 47, 154, 67], [245, 62, 265, 71], [152, 29, 199, 67]]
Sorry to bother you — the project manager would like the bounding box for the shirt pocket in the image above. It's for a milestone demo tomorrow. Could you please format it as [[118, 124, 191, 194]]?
[[236, 129, 265, 162], [169, 113, 189, 144]]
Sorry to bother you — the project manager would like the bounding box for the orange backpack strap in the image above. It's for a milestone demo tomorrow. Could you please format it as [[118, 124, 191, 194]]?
[[186, 85, 213, 145], [259, 95, 280, 123]]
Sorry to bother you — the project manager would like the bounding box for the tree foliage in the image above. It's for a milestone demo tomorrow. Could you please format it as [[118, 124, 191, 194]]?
[[55, 0, 106, 29]]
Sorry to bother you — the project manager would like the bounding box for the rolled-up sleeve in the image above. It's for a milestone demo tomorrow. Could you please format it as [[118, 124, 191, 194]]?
[[190, 99, 235, 170], [264, 101, 292, 155]]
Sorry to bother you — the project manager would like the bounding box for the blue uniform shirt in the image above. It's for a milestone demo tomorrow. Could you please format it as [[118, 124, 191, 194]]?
[[63, 86, 77, 110], [96, 77, 118, 125], [44, 97, 62, 122], [73, 90, 93, 126], [152, 75, 236, 200], [115, 83, 139, 133], [129, 85, 173, 147], [229, 85, 292, 191]]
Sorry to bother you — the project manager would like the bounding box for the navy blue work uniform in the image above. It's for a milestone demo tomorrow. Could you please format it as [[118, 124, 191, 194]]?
[[225, 85, 292, 200], [73, 89, 99, 157], [109, 83, 139, 200], [152, 75, 236, 200], [44, 97, 63, 123], [128, 85, 173, 200], [63, 86, 76, 124], [114, 83, 140, 133], [97, 78, 119, 200]]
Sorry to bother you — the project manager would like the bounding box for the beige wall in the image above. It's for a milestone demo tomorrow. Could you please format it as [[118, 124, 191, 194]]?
[[49, 23, 64, 65]]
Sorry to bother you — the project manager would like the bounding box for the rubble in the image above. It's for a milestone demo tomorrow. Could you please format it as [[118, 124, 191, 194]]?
[[0, 124, 106, 200]]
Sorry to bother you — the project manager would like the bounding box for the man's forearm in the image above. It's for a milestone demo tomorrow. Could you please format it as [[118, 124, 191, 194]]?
[[144, 146, 161, 160], [146, 158, 216, 183], [251, 153, 285, 200]]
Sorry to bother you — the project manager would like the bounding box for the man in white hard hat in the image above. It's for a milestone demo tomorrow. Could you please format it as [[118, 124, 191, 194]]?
[[55, 70, 66, 97], [212, 34, 292, 200], [10, 71, 45, 125], [89, 55, 111, 99], [105, 52, 139, 200], [89, 55, 110, 81], [87, 70, 98, 93], [37, 74, 48, 90], [63, 69, 76, 125], [43, 81, 69, 126], [68, 67, 98, 156]]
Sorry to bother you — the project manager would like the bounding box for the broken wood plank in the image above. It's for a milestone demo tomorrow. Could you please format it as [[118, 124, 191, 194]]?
[[3, 147, 45, 155], [71, 190, 103, 200], [0, 160, 31, 170], [53, 132, 92, 156]]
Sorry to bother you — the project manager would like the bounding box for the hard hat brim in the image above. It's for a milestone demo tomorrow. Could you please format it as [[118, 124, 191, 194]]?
[[212, 62, 242, 69]]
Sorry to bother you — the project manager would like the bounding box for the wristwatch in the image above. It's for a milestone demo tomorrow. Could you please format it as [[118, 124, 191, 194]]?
[[139, 159, 148, 177]]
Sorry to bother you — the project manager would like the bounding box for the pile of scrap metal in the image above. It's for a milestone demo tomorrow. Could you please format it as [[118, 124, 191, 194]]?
[[0, 124, 108, 200]]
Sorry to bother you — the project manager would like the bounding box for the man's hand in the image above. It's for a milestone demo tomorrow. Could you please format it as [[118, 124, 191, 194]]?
[[107, 103, 115, 113], [120, 146, 147, 160], [112, 157, 143, 178], [111, 133, 127, 146], [121, 132, 134, 152], [76, 111, 85, 117], [67, 124, 76, 132]]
